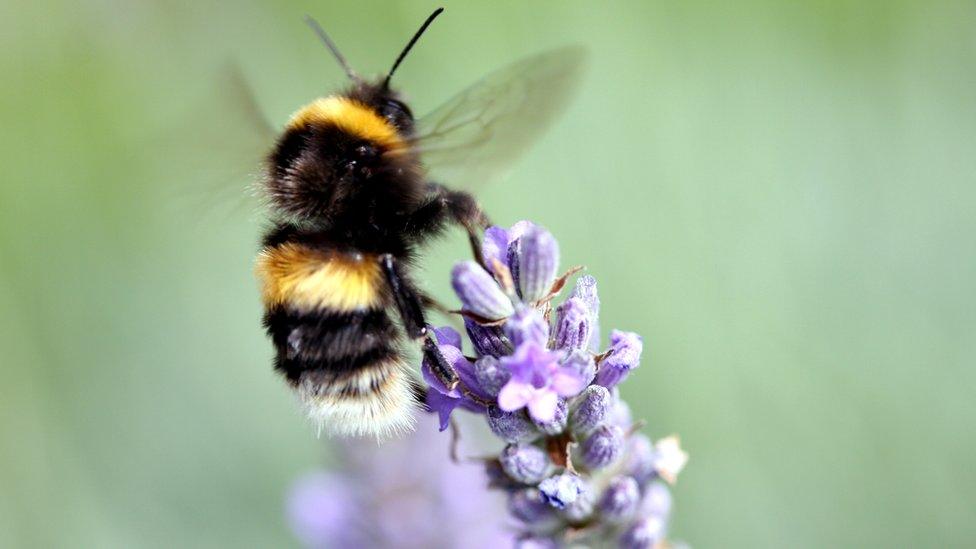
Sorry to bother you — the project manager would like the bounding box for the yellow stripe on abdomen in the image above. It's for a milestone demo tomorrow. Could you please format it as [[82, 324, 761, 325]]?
[[256, 244, 384, 312]]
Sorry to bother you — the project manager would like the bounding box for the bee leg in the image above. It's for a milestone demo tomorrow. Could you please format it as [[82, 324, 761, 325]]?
[[379, 254, 460, 390], [423, 182, 491, 265]]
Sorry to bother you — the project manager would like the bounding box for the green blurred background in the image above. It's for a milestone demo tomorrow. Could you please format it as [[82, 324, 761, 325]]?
[[2, 0, 975, 547]]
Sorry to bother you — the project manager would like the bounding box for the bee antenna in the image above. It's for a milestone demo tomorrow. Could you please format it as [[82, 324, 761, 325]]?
[[383, 7, 444, 89], [304, 15, 361, 83]]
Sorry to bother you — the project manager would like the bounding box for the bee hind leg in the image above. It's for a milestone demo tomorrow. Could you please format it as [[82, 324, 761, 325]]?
[[379, 254, 460, 391]]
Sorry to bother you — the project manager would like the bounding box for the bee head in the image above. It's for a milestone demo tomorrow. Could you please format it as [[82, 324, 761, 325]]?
[[263, 9, 443, 222]]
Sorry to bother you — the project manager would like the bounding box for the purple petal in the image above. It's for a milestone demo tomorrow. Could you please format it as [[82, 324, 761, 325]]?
[[550, 369, 586, 398], [426, 388, 463, 431], [432, 325, 462, 349], [498, 380, 533, 412], [526, 390, 559, 423]]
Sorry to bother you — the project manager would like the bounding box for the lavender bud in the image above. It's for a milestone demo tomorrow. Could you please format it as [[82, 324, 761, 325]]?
[[505, 306, 549, 348], [515, 535, 560, 549], [569, 385, 611, 436], [518, 226, 560, 302], [532, 397, 568, 435], [499, 443, 552, 484], [595, 330, 643, 388], [570, 274, 600, 318], [487, 406, 540, 443], [619, 516, 666, 549], [452, 261, 514, 320], [464, 318, 513, 358], [474, 356, 510, 398], [561, 489, 594, 523], [625, 434, 655, 485], [508, 488, 556, 524], [484, 459, 520, 490], [553, 297, 593, 351], [599, 476, 640, 523], [561, 350, 596, 387], [538, 473, 586, 510], [640, 482, 673, 519], [609, 390, 633, 428], [581, 424, 624, 470], [482, 226, 509, 272], [506, 238, 522, 296]]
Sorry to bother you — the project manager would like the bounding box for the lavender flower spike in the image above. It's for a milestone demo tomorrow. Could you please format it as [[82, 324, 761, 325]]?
[[419, 221, 687, 547], [452, 260, 515, 320], [517, 225, 560, 302]]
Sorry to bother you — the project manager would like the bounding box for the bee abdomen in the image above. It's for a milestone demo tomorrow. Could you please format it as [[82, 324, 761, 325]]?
[[256, 240, 419, 438], [263, 304, 417, 438]]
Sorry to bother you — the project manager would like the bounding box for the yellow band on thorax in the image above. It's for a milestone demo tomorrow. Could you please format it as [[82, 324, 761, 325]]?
[[286, 96, 404, 151]]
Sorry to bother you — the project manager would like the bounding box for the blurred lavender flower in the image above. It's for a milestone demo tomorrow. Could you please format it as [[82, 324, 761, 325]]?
[[420, 221, 688, 548], [286, 415, 512, 549]]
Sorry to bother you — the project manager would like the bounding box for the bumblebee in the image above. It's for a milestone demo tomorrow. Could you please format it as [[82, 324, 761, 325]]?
[[255, 8, 584, 437]]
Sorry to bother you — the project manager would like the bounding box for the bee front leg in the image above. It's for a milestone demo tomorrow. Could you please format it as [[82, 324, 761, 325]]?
[[379, 254, 460, 391]]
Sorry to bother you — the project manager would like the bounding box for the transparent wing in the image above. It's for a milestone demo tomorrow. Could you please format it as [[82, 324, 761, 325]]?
[[414, 46, 587, 188]]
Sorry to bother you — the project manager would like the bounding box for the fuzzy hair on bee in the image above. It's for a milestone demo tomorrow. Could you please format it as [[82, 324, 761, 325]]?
[[252, 8, 585, 438]]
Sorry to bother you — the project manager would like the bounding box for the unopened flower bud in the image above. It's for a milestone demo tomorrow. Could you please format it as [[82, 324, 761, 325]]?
[[505, 306, 549, 348], [625, 434, 656, 485], [500, 443, 552, 484], [562, 490, 594, 523], [538, 473, 586, 510], [532, 397, 568, 435], [599, 476, 640, 523], [487, 406, 540, 443], [518, 226, 559, 302], [581, 424, 624, 469], [619, 516, 666, 549], [508, 488, 556, 524], [570, 385, 611, 436], [554, 297, 593, 351], [474, 356, 510, 398], [515, 535, 560, 549], [641, 482, 673, 519], [570, 275, 600, 319], [452, 261, 514, 320], [561, 349, 596, 387], [465, 318, 513, 358], [595, 330, 643, 388]]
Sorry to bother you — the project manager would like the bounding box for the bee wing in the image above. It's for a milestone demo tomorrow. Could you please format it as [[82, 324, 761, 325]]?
[[413, 46, 587, 189], [165, 61, 275, 224]]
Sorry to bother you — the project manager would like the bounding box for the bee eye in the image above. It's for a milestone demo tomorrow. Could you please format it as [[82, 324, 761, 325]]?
[[380, 99, 412, 126]]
